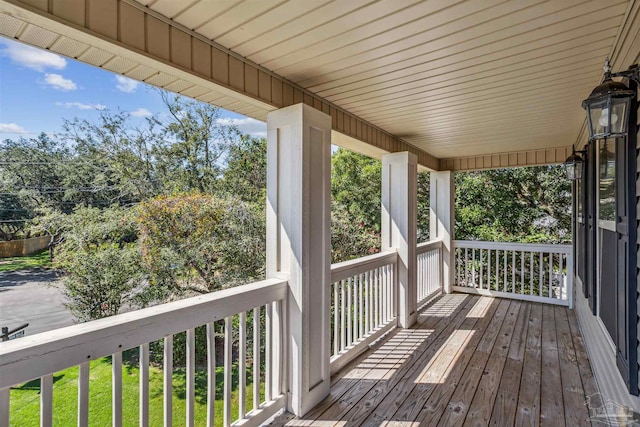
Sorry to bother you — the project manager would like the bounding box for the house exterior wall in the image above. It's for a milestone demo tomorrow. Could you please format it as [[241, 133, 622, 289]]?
[[636, 96, 640, 391]]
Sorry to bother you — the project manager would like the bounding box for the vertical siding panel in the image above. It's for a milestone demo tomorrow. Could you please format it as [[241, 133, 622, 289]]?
[[303, 92, 313, 106], [244, 64, 259, 97], [146, 15, 170, 61], [483, 156, 491, 169], [228, 56, 244, 91], [330, 107, 337, 129], [170, 28, 191, 69], [546, 149, 555, 163], [21, 0, 48, 11], [293, 88, 303, 104], [87, 0, 117, 39], [119, 2, 145, 51], [258, 71, 271, 103], [282, 83, 294, 106], [211, 48, 229, 85], [518, 152, 527, 166], [527, 151, 536, 165], [192, 38, 211, 78], [271, 78, 283, 107], [52, 0, 85, 26]]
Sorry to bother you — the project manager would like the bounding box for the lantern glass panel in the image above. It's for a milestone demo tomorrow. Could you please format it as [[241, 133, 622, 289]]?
[[610, 97, 629, 134], [574, 160, 583, 180], [588, 99, 609, 139], [565, 163, 576, 180]]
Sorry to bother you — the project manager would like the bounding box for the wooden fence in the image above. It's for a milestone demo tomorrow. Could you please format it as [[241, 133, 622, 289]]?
[[0, 236, 49, 258]]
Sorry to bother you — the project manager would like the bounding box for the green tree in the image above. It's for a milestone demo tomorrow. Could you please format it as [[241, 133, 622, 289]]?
[[51, 206, 141, 320], [136, 193, 265, 297], [417, 172, 430, 242], [59, 245, 141, 321], [331, 148, 381, 232], [152, 92, 239, 194], [0, 134, 74, 235], [221, 136, 267, 204], [455, 166, 571, 243]]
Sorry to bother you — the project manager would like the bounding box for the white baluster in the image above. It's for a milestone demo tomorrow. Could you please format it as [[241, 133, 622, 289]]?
[[206, 323, 216, 427], [186, 329, 195, 427], [252, 308, 260, 413], [164, 336, 173, 427], [78, 362, 89, 427], [113, 351, 122, 427], [40, 374, 53, 427], [140, 343, 149, 427]]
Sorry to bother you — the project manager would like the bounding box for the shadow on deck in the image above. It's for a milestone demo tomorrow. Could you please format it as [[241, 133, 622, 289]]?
[[268, 293, 599, 426]]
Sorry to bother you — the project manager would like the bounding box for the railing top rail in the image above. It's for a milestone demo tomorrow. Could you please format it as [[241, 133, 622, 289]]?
[[417, 239, 443, 255], [0, 278, 287, 389], [453, 240, 572, 254], [330, 250, 397, 283]]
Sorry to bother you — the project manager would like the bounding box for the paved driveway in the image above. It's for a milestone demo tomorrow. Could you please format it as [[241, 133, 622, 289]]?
[[0, 269, 75, 338]]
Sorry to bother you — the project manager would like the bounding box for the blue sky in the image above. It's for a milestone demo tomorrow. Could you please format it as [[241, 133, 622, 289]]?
[[0, 36, 267, 141]]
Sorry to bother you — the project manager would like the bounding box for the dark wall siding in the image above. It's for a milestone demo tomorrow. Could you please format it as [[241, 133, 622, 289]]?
[[636, 95, 640, 392]]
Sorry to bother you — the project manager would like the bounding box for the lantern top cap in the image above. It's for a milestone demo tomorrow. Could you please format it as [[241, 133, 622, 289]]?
[[564, 147, 584, 165], [582, 58, 635, 109]]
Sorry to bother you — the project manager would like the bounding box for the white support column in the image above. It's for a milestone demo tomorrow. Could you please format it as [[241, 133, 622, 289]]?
[[382, 152, 417, 329], [430, 171, 455, 293], [266, 103, 331, 416]]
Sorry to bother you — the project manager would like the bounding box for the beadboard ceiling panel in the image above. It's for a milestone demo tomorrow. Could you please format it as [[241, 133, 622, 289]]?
[[137, 0, 632, 158], [2, 0, 639, 166]]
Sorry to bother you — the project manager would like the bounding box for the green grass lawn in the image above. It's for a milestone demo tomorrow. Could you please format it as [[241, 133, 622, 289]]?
[[9, 353, 264, 427], [0, 250, 51, 273]]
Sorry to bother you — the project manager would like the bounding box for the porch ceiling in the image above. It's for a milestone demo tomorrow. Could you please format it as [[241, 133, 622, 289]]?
[[138, 0, 633, 158], [1, 0, 640, 168]]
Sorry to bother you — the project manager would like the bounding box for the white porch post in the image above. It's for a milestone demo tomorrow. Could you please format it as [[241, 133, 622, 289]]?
[[430, 171, 455, 293], [266, 103, 331, 416], [382, 152, 417, 329]]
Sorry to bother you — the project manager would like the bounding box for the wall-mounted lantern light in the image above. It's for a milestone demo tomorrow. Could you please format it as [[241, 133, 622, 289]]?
[[582, 58, 636, 140], [563, 147, 586, 180]]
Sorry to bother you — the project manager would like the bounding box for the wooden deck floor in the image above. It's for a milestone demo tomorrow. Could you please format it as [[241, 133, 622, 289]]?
[[269, 294, 599, 427]]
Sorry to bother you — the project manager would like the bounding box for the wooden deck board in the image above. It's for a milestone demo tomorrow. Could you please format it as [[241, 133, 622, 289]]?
[[554, 306, 591, 427], [514, 303, 542, 427], [268, 295, 598, 427], [416, 299, 510, 427], [489, 302, 530, 426], [540, 304, 565, 427], [316, 297, 479, 421], [359, 297, 498, 427], [460, 300, 523, 426]]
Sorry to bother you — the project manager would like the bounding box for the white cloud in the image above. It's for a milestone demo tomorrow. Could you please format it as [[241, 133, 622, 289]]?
[[0, 123, 28, 134], [131, 108, 152, 118], [1, 40, 66, 72], [56, 101, 106, 110], [216, 117, 266, 138], [115, 75, 138, 93], [43, 73, 77, 91]]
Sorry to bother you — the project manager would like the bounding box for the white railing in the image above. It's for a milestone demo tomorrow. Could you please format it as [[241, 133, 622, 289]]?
[[0, 278, 288, 427], [417, 239, 442, 305], [329, 250, 397, 373], [453, 240, 573, 307]]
